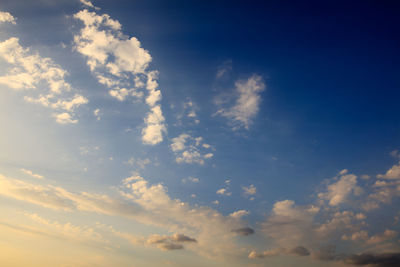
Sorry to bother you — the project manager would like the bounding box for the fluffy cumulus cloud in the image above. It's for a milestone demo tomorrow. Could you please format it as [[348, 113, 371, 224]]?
[[170, 133, 214, 165], [0, 10, 16, 24], [0, 38, 88, 123], [73, 9, 166, 144], [362, 162, 400, 211], [318, 170, 358, 206], [216, 75, 265, 130], [377, 162, 400, 180]]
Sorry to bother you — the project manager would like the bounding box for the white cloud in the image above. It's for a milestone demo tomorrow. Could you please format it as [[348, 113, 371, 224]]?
[[262, 200, 318, 248], [142, 106, 167, 145], [377, 162, 400, 179], [229, 210, 250, 219], [0, 10, 16, 24], [53, 112, 78, 124], [73, 9, 166, 144], [79, 0, 99, 10], [216, 188, 231, 196], [24, 212, 109, 246], [242, 184, 256, 196], [93, 108, 101, 120], [170, 133, 214, 165], [318, 171, 357, 206], [0, 37, 88, 123], [20, 169, 44, 179], [216, 75, 265, 130]]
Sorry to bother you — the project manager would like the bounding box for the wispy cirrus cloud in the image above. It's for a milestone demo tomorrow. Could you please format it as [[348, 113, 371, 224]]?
[[215, 74, 265, 130]]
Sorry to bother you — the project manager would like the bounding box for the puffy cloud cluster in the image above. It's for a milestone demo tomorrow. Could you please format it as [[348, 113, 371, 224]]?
[[0, 37, 88, 123], [73, 9, 165, 144], [0, 10, 16, 24], [170, 134, 214, 165], [318, 169, 358, 206], [216, 75, 265, 130]]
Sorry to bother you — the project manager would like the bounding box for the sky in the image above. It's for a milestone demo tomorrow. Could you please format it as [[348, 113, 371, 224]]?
[[0, 0, 400, 266]]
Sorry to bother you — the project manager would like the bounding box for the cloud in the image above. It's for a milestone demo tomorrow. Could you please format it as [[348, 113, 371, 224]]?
[[146, 233, 197, 251], [53, 112, 78, 124], [216, 60, 232, 79], [181, 177, 199, 184], [242, 184, 256, 196], [318, 171, 358, 206], [216, 74, 265, 130], [79, 0, 99, 10], [175, 98, 200, 125], [216, 188, 231, 196], [261, 200, 317, 247], [0, 38, 88, 123], [20, 168, 44, 179], [249, 246, 310, 259], [93, 108, 101, 120], [229, 210, 250, 219], [0, 10, 16, 24], [73, 9, 166, 144], [377, 162, 400, 179], [124, 157, 151, 169], [170, 133, 214, 165], [0, 173, 245, 259], [231, 227, 254, 236], [345, 252, 400, 267]]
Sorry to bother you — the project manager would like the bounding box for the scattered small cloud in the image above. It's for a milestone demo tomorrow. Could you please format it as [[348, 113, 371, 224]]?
[[215, 74, 265, 130], [20, 168, 44, 179], [182, 177, 199, 184], [216, 188, 231, 196], [242, 184, 256, 196], [170, 133, 214, 165], [229, 210, 250, 219], [216, 60, 232, 79]]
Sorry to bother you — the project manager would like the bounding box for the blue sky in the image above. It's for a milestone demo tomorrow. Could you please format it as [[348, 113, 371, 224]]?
[[0, 1, 400, 266]]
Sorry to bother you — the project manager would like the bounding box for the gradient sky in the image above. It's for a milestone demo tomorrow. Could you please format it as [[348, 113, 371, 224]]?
[[1, 1, 400, 266]]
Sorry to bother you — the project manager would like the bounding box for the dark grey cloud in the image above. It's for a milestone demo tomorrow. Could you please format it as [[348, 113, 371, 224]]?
[[159, 243, 184, 251], [172, 233, 197, 243], [232, 227, 255, 236], [345, 253, 400, 267], [290, 246, 310, 256]]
